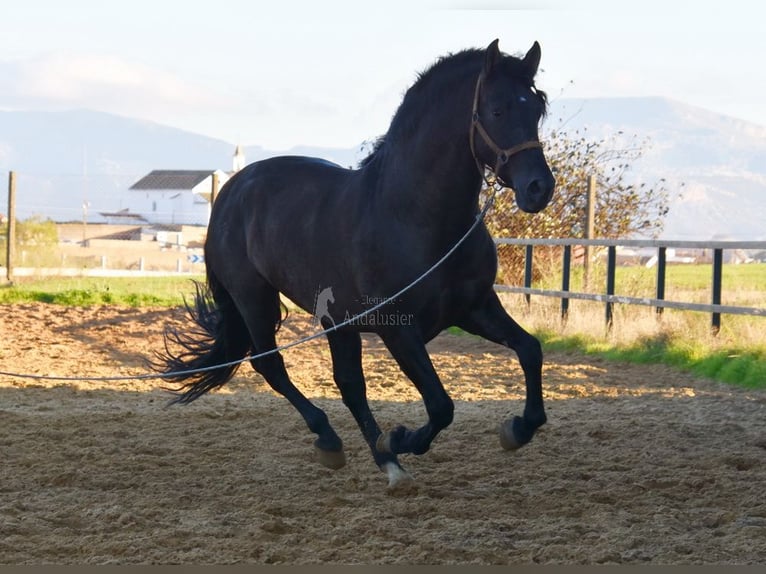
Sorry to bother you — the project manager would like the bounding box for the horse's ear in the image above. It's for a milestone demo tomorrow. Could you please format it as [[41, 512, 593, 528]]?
[[522, 41, 542, 78], [484, 39, 501, 75]]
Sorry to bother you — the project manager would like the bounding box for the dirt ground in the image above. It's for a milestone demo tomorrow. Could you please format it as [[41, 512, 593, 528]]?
[[1, 303, 765, 565]]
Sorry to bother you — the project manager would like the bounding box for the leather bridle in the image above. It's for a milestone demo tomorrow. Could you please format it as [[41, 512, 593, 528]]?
[[469, 72, 542, 186]]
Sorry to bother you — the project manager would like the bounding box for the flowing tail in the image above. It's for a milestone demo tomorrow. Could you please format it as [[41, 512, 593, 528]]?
[[155, 273, 252, 405]]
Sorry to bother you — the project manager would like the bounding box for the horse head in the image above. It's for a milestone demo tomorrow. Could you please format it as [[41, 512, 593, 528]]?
[[470, 40, 555, 214]]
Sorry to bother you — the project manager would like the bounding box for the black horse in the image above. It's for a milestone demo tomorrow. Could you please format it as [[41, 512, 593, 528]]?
[[159, 40, 555, 489]]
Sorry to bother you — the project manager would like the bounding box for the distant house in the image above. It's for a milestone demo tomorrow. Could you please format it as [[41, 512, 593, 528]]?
[[128, 169, 230, 226], [123, 146, 246, 226]]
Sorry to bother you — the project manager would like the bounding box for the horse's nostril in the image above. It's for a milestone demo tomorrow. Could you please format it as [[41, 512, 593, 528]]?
[[528, 175, 554, 197]]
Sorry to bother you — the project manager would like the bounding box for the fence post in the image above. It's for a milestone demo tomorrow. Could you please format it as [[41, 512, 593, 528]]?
[[561, 244, 571, 322], [523, 244, 533, 307], [5, 171, 16, 283], [711, 248, 723, 335], [655, 246, 667, 318], [605, 245, 616, 330], [583, 175, 596, 290]]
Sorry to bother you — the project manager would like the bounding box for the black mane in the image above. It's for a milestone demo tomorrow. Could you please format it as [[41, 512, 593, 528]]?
[[359, 47, 547, 168]]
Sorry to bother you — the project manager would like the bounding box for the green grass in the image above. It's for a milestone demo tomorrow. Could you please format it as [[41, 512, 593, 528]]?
[[536, 328, 766, 389], [506, 260, 765, 388], [528, 260, 765, 294], [2, 274, 764, 390], [0, 276, 204, 307]]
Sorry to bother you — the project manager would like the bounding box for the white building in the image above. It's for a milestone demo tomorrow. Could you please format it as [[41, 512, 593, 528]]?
[[128, 169, 229, 226], [126, 145, 247, 226]]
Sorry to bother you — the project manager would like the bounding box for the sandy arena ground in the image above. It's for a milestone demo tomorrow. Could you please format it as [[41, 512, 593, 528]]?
[[1, 303, 765, 564]]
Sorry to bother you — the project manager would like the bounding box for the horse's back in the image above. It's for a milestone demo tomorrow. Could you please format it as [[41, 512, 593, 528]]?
[[235, 155, 350, 188], [207, 155, 362, 309], [212, 155, 356, 225]]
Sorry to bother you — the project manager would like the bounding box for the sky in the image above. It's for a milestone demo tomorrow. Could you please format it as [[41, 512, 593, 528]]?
[[1, 0, 765, 150]]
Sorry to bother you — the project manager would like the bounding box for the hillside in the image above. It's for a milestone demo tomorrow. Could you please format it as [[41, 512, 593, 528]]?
[[1, 100, 764, 239], [547, 97, 766, 239]]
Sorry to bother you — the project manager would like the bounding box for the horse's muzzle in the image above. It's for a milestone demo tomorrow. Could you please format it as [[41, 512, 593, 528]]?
[[514, 172, 555, 214]]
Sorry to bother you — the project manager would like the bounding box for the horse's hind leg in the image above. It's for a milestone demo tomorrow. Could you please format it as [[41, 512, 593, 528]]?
[[237, 285, 346, 469], [326, 330, 413, 490]]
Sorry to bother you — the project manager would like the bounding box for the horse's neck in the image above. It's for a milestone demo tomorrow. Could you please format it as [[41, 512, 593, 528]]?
[[359, 61, 485, 242], [375, 126, 482, 232], [384, 66, 483, 222]]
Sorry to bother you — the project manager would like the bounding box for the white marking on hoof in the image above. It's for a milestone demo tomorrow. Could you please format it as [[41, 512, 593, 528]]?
[[382, 462, 416, 493], [315, 446, 347, 470], [499, 418, 521, 451]]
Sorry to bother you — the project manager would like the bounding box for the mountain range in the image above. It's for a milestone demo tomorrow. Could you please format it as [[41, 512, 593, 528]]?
[[1, 97, 764, 240]]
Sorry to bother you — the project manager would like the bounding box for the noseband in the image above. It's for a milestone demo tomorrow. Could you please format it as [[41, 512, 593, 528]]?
[[469, 72, 542, 184]]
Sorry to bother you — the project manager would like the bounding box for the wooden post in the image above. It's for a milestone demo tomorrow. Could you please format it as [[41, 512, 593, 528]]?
[[211, 172, 219, 206], [5, 171, 16, 283], [583, 174, 596, 290]]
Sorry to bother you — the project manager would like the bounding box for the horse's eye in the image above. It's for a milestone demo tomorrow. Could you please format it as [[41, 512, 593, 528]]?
[[492, 109, 502, 118]]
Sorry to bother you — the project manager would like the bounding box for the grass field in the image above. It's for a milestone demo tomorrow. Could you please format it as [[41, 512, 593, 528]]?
[[0, 275, 204, 307], [501, 294, 766, 389], [498, 262, 766, 389], [2, 269, 764, 389], [529, 261, 766, 306]]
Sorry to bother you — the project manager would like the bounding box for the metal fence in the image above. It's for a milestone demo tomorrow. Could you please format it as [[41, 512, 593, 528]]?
[[494, 237, 766, 333]]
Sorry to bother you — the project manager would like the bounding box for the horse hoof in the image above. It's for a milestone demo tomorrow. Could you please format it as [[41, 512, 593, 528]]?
[[499, 417, 522, 451], [315, 445, 347, 470], [382, 462, 416, 494]]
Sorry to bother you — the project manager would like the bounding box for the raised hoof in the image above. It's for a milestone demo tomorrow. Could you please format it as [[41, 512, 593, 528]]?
[[382, 462, 416, 495], [376, 430, 394, 454], [314, 445, 347, 470], [377, 425, 408, 455], [499, 416, 522, 451]]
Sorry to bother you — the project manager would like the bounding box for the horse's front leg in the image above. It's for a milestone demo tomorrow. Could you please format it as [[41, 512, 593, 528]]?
[[457, 291, 547, 450], [376, 327, 454, 457]]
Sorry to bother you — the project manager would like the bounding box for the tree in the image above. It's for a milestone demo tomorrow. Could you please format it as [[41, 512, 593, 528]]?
[[0, 216, 58, 267], [484, 128, 672, 283]]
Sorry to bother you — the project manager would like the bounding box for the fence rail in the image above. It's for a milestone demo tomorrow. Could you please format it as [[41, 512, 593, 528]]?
[[494, 237, 766, 333]]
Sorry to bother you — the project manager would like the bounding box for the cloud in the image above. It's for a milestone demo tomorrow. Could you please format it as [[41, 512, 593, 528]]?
[[0, 52, 233, 117], [0, 52, 369, 147]]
